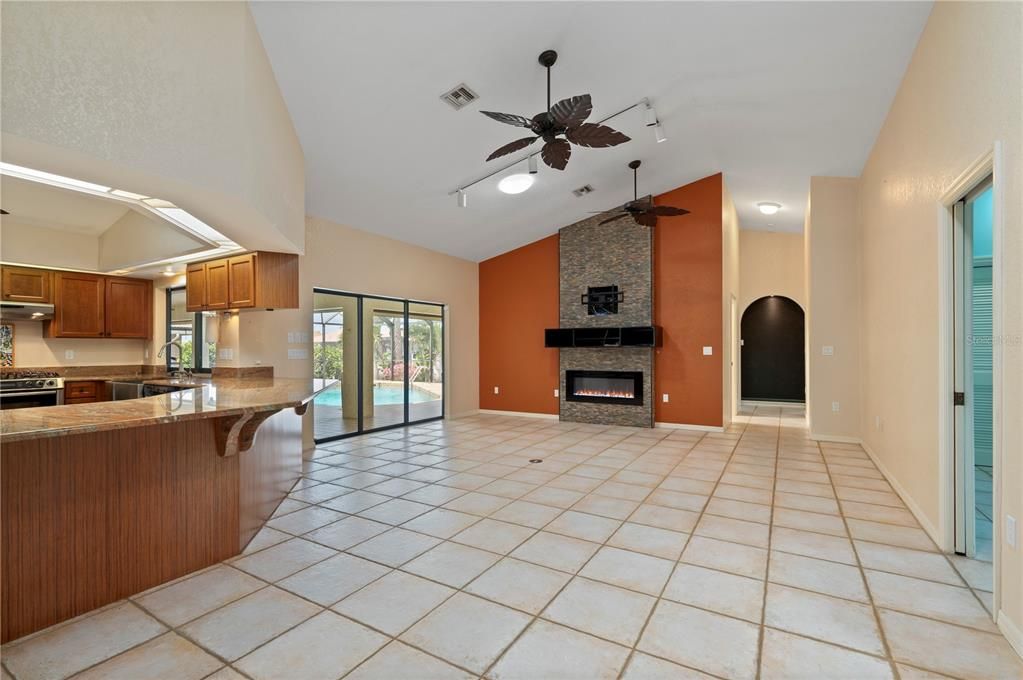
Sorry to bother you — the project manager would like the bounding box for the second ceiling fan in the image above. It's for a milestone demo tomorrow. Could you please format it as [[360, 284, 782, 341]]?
[[481, 50, 630, 171], [599, 160, 690, 227]]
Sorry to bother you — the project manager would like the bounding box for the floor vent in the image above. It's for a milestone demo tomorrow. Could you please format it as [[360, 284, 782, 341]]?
[[440, 83, 479, 110], [572, 184, 595, 197]]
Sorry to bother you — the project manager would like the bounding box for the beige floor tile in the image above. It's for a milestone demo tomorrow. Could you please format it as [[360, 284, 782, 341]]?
[[73, 632, 221, 680], [542, 577, 656, 646], [134, 565, 263, 627], [545, 510, 622, 543], [774, 491, 840, 514], [894, 663, 957, 679], [622, 652, 717, 678], [265, 505, 346, 535], [232, 537, 336, 582], [489, 619, 631, 680], [765, 583, 885, 655], [713, 483, 773, 505], [451, 517, 536, 554], [200, 666, 246, 680], [303, 516, 390, 551], [490, 499, 563, 527], [403, 541, 501, 587], [772, 526, 857, 564], [400, 484, 467, 506], [768, 551, 868, 602], [772, 507, 848, 537], [759, 628, 894, 680], [235, 611, 387, 680], [334, 570, 454, 635], [401, 508, 481, 538], [400, 593, 531, 674], [646, 489, 708, 512], [443, 491, 514, 516], [629, 504, 700, 532], [571, 494, 641, 520], [681, 535, 768, 579], [347, 527, 442, 566], [180, 587, 319, 661], [465, 557, 571, 614], [865, 570, 996, 632], [607, 522, 689, 560], [840, 500, 919, 527], [855, 542, 963, 585], [546, 473, 603, 493], [346, 641, 473, 680], [523, 486, 588, 508], [835, 486, 904, 507], [510, 531, 600, 573], [277, 553, 390, 606], [580, 546, 674, 595], [2, 602, 166, 680], [694, 514, 770, 548], [663, 564, 764, 622], [638, 600, 759, 680], [358, 497, 434, 524], [949, 554, 994, 591], [320, 490, 392, 513], [704, 497, 772, 524], [658, 476, 716, 495], [478, 479, 537, 499], [847, 518, 935, 551], [242, 526, 292, 554], [880, 609, 1023, 680], [440, 472, 498, 491], [271, 497, 310, 517]]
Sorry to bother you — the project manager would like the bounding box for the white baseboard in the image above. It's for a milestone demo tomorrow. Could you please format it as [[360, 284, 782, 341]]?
[[477, 409, 559, 420], [997, 609, 1023, 660], [655, 421, 725, 433], [809, 432, 863, 444], [859, 439, 942, 547]]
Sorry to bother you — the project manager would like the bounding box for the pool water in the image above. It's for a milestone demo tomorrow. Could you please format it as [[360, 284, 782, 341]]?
[[314, 384, 437, 406]]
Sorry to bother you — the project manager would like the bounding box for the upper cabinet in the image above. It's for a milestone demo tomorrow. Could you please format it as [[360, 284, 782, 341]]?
[[1, 266, 53, 304], [48, 272, 151, 339], [186, 251, 298, 312], [104, 277, 152, 339]]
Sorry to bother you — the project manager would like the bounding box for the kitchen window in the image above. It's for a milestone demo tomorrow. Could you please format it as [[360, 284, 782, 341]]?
[[166, 287, 215, 372]]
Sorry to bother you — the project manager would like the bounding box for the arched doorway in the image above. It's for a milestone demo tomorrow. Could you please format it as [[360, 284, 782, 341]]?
[[741, 296, 805, 402]]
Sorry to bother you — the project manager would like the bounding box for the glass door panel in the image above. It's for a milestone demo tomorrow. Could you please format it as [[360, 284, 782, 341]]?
[[365, 297, 407, 431], [312, 291, 359, 439], [409, 302, 444, 422]]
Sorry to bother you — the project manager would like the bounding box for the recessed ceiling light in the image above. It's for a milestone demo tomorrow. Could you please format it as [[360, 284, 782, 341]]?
[[498, 173, 535, 195], [757, 202, 782, 215]]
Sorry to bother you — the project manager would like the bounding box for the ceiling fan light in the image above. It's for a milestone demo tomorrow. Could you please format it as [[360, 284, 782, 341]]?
[[757, 202, 781, 215], [654, 123, 667, 144], [498, 173, 535, 195], [528, 154, 538, 175], [643, 102, 658, 127], [457, 190, 468, 208]]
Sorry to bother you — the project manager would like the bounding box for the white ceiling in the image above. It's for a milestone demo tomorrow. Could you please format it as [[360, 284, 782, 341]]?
[[251, 1, 930, 261], [1, 175, 130, 235]]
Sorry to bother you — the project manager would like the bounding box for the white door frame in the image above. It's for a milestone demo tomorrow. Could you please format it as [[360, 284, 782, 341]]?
[[937, 143, 1003, 611]]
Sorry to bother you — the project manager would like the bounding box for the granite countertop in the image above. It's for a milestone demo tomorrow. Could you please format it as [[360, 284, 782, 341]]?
[[1, 377, 332, 443]]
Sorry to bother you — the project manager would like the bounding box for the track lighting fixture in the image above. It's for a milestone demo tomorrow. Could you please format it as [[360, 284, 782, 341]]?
[[643, 101, 658, 127], [528, 154, 538, 174], [457, 190, 467, 208], [654, 123, 667, 144]]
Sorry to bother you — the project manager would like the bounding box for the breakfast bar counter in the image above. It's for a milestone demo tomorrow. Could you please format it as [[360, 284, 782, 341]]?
[[1, 377, 329, 643]]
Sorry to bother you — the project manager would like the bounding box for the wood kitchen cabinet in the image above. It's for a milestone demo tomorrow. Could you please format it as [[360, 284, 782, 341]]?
[[48, 273, 152, 339], [64, 380, 109, 404], [185, 251, 298, 312], [1, 266, 52, 304]]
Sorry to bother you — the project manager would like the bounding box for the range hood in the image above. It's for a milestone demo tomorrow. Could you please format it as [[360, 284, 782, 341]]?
[[0, 301, 55, 321]]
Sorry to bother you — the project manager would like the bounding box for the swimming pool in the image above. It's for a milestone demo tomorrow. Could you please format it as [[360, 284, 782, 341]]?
[[314, 384, 438, 406]]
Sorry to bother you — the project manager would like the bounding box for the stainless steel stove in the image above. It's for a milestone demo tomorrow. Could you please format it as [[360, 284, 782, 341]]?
[[0, 371, 65, 409]]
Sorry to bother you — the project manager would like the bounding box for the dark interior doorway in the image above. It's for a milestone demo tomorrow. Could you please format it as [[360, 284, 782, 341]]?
[[741, 296, 805, 402]]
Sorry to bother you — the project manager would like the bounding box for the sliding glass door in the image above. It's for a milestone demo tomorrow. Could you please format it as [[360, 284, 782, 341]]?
[[313, 289, 445, 443]]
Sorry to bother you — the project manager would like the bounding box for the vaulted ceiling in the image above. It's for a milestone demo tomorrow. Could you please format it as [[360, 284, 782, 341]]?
[[251, 1, 931, 261]]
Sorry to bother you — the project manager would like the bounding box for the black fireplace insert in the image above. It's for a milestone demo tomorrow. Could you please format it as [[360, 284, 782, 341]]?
[[565, 370, 643, 405]]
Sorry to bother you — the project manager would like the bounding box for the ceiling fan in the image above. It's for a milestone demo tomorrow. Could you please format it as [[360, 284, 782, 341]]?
[[599, 160, 690, 227], [481, 50, 630, 171]]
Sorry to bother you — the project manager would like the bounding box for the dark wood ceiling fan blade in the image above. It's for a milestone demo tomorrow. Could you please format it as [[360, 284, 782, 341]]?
[[550, 94, 592, 128], [480, 111, 534, 128], [565, 123, 631, 148], [486, 136, 539, 162], [599, 213, 629, 225], [541, 139, 571, 170], [634, 212, 658, 227], [649, 206, 690, 216]]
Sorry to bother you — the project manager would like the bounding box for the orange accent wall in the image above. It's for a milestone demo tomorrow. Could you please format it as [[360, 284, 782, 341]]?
[[654, 173, 724, 426], [478, 234, 560, 413]]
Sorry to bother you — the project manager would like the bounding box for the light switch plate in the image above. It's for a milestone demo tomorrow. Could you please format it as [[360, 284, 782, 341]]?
[[832, 401, 840, 412], [822, 345, 834, 356], [662, 394, 669, 403], [702, 346, 713, 356], [287, 348, 308, 360], [218, 348, 234, 360], [64, 350, 75, 360], [554, 389, 559, 398], [494, 386, 499, 394], [1007, 515, 1018, 549]]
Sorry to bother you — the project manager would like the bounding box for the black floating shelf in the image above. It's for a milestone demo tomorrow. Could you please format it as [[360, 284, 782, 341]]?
[[544, 326, 663, 348]]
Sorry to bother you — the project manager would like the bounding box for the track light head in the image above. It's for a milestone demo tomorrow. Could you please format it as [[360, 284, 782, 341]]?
[[528, 154, 538, 174], [643, 102, 658, 127], [457, 190, 467, 208], [654, 123, 667, 144]]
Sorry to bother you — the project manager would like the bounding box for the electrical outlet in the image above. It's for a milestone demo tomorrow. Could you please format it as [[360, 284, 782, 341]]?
[[702, 346, 713, 356], [144, 349, 150, 359], [875, 415, 883, 431], [64, 350, 75, 360], [662, 394, 669, 403], [822, 345, 834, 356], [494, 386, 499, 395], [832, 401, 840, 413], [1007, 515, 1018, 549], [218, 348, 234, 360], [554, 389, 559, 398], [287, 348, 308, 360]]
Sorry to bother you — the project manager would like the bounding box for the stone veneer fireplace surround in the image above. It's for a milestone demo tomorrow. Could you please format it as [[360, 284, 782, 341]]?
[[557, 208, 655, 427]]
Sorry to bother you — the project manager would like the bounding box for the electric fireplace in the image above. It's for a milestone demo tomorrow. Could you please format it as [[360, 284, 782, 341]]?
[[565, 370, 643, 406]]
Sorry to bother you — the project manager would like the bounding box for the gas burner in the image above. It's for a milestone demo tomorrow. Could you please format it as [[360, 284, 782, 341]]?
[[4, 370, 60, 379]]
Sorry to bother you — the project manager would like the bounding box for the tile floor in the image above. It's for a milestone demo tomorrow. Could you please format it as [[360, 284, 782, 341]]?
[[4, 406, 1021, 680]]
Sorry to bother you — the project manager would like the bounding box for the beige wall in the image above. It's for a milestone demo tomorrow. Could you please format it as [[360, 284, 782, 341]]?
[[806, 177, 861, 440], [721, 182, 740, 425], [1, 2, 305, 255], [739, 230, 806, 314], [1, 222, 99, 271], [857, 2, 1023, 643]]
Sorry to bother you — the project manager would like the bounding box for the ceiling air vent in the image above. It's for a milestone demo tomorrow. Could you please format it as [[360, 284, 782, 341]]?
[[572, 184, 595, 197], [440, 83, 479, 110]]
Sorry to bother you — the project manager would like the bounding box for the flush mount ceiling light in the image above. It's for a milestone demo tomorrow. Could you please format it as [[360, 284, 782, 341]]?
[[481, 50, 630, 171], [757, 202, 782, 215], [497, 173, 535, 195]]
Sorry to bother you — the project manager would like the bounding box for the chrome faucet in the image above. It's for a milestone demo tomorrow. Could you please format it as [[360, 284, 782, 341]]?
[[157, 334, 183, 360]]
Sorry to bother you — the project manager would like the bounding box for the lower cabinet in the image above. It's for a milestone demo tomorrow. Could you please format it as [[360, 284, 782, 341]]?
[[64, 381, 108, 405]]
